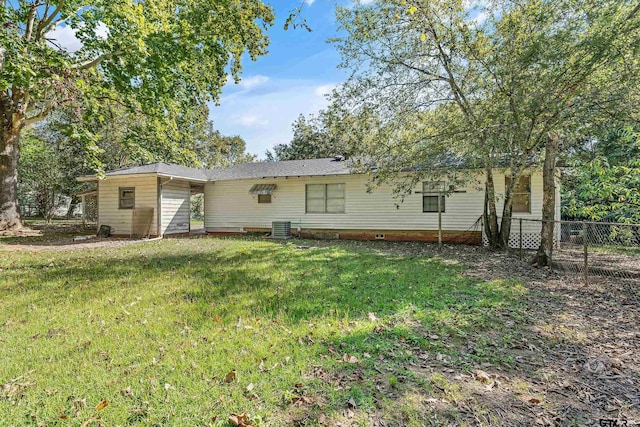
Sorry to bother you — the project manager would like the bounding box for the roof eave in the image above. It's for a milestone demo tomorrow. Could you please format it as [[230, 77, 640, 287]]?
[[157, 172, 208, 182]]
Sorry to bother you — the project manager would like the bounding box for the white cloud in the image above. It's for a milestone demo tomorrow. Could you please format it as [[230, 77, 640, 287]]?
[[314, 83, 337, 97], [231, 114, 269, 128], [47, 24, 82, 53], [304, 0, 316, 5], [211, 79, 341, 157], [238, 75, 270, 90], [95, 22, 110, 40], [47, 22, 109, 53]]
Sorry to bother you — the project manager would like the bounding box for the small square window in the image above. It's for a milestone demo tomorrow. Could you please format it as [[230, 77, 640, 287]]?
[[119, 187, 135, 209], [258, 194, 271, 204], [422, 181, 445, 213], [423, 195, 445, 213]]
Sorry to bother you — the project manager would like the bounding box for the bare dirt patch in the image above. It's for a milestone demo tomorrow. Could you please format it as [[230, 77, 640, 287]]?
[[0, 222, 151, 252]]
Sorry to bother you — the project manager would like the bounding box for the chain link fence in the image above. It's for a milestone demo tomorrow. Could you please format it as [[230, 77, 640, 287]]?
[[484, 218, 640, 284]]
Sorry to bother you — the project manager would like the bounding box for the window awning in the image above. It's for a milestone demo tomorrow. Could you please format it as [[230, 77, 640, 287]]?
[[249, 184, 277, 195]]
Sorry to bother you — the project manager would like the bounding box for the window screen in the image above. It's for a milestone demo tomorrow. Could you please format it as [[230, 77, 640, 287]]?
[[306, 183, 345, 213], [422, 181, 445, 213], [119, 187, 135, 209], [258, 194, 271, 204], [505, 176, 531, 213]]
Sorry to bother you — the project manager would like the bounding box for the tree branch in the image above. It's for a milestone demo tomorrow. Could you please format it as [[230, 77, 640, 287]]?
[[72, 52, 119, 70], [36, 0, 65, 40]]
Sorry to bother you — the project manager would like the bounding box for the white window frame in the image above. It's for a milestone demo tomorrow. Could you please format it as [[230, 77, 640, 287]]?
[[119, 187, 135, 210], [505, 175, 531, 213], [422, 181, 445, 213], [305, 183, 345, 214]]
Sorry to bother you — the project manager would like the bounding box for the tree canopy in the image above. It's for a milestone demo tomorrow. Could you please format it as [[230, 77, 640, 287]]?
[[563, 126, 640, 223], [328, 0, 640, 249], [0, 0, 274, 230]]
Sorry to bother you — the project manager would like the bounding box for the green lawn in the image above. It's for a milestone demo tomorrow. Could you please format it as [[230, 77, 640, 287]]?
[[0, 238, 526, 426]]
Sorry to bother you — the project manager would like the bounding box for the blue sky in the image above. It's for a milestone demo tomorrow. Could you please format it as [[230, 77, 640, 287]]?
[[211, 1, 352, 158], [46, 0, 487, 159]]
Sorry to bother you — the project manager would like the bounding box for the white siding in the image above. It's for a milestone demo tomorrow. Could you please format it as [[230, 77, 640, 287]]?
[[98, 175, 158, 236], [160, 179, 191, 235], [203, 170, 550, 232]]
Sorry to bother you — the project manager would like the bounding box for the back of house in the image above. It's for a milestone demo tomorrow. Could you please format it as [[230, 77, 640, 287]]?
[[78, 157, 559, 246]]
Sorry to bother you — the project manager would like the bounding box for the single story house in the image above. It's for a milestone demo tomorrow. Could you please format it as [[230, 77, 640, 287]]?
[[77, 157, 560, 246]]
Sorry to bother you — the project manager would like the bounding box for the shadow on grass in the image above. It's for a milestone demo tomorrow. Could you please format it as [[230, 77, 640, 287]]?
[[2, 237, 638, 425]]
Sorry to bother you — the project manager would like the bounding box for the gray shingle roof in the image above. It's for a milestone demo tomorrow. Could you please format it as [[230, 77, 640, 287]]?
[[100, 162, 209, 181], [87, 158, 353, 182], [205, 158, 352, 181]]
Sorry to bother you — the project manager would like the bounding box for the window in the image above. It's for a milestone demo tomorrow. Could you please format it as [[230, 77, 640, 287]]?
[[258, 194, 271, 204], [422, 181, 445, 213], [505, 175, 531, 213], [119, 187, 135, 209], [306, 183, 345, 213]]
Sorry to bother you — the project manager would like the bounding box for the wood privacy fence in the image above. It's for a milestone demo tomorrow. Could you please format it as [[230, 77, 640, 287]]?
[[495, 218, 640, 285]]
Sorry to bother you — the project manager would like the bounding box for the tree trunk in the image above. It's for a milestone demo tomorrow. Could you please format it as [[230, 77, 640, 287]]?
[[499, 176, 515, 249], [0, 126, 22, 231], [483, 167, 501, 249], [533, 133, 559, 267]]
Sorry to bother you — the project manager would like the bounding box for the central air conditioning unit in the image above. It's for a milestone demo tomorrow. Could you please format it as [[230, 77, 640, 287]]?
[[271, 221, 292, 239]]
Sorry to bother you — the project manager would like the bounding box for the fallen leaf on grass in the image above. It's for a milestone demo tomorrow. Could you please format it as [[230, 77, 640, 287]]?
[[343, 354, 359, 364], [347, 397, 357, 408], [73, 398, 87, 410], [95, 400, 109, 411], [368, 312, 378, 321], [229, 412, 253, 427], [472, 370, 491, 383], [80, 417, 99, 427], [529, 398, 541, 404], [224, 369, 238, 383], [292, 395, 313, 405], [245, 383, 254, 392]]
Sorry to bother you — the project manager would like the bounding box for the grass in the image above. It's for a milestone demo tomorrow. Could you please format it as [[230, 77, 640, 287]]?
[[190, 219, 205, 228], [591, 244, 640, 257], [0, 237, 527, 426]]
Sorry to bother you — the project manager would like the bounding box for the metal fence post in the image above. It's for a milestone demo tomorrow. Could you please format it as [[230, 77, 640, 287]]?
[[519, 218, 523, 260], [583, 222, 589, 285], [549, 220, 553, 271], [437, 193, 443, 251]]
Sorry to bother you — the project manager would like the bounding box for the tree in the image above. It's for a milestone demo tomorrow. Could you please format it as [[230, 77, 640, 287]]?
[[16, 101, 256, 222], [0, 0, 274, 230], [563, 126, 640, 223], [193, 122, 255, 168], [330, 0, 640, 255], [266, 111, 350, 161], [18, 130, 66, 221]]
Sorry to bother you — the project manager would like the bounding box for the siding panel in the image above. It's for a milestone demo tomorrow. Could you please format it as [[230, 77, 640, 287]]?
[[98, 176, 158, 236], [203, 170, 550, 233], [205, 174, 542, 231], [161, 180, 191, 235]]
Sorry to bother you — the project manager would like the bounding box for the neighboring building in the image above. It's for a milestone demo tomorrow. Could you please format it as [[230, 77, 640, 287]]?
[[77, 158, 560, 246]]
